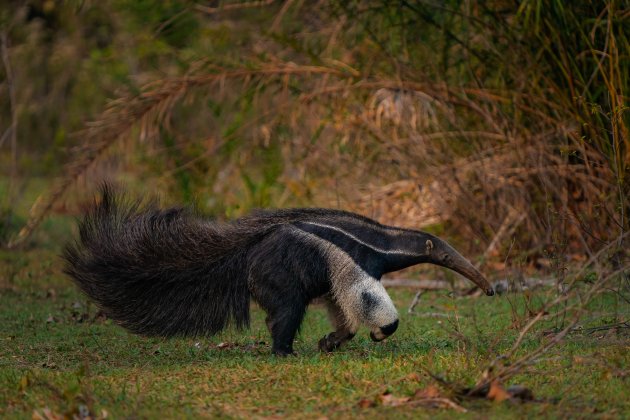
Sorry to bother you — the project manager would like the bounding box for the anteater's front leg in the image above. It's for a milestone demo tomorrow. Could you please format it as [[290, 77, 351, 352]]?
[[318, 296, 358, 352]]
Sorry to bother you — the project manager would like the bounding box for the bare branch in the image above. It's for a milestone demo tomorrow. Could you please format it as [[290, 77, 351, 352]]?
[[1, 31, 18, 199], [194, 0, 275, 14]]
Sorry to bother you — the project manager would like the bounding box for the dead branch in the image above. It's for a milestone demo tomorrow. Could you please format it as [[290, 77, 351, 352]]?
[[482, 207, 526, 261], [407, 290, 424, 313], [1, 31, 18, 199], [584, 321, 629, 334], [270, 0, 296, 32], [383, 277, 556, 291], [383, 279, 456, 289], [406, 397, 467, 412], [194, 0, 275, 14]]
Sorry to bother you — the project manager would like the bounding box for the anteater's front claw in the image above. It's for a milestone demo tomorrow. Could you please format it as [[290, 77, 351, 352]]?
[[318, 333, 339, 353]]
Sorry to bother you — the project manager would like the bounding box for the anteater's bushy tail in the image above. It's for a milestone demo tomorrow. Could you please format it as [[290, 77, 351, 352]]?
[[63, 185, 268, 337]]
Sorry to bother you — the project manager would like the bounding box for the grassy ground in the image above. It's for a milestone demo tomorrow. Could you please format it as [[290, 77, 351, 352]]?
[[1, 230, 629, 418]]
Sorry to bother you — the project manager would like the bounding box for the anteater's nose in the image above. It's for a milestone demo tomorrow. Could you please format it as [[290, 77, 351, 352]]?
[[370, 319, 399, 342], [381, 319, 399, 336]]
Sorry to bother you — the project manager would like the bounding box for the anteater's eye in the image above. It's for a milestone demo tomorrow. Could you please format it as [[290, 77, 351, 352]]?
[[442, 254, 450, 263]]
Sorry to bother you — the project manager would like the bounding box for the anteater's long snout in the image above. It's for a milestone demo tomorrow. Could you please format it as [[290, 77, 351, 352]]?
[[432, 238, 495, 296], [451, 259, 495, 296]]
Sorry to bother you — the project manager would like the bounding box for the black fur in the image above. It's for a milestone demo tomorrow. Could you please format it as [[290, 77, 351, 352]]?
[[64, 185, 493, 355]]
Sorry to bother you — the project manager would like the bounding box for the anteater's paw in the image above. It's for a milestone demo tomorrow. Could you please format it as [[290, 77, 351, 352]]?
[[318, 333, 340, 353], [272, 348, 296, 357]]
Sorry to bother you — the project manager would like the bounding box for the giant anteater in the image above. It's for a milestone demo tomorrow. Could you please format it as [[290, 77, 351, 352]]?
[[64, 185, 494, 355]]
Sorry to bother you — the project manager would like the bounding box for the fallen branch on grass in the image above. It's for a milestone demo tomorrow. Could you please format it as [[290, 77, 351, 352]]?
[[383, 277, 556, 292]]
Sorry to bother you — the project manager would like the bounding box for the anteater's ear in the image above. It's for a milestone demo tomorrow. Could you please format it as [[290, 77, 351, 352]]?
[[425, 239, 434, 254]]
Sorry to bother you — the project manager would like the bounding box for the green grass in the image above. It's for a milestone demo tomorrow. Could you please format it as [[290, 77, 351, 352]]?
[[1, 242, 629, 419]]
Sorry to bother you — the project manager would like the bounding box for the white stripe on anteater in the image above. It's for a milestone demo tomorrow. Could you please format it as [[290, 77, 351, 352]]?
[[301, 221, 421, 257], [289, 226, 398, 331], [319, 215, 414, 237]]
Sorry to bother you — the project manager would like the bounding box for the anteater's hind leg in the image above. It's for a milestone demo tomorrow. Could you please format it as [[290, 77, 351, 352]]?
[[248, 224, 329, 355], [318, 296, 358, 352], [251, 273, 307, 356], [265, 302, 306, 356]]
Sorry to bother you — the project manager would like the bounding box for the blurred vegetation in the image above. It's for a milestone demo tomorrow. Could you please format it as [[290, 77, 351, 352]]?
[[0, 1, 628, 269]]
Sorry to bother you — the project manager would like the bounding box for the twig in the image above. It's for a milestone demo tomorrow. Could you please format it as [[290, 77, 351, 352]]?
[[408, 312, 450, 318], [584, 321, 629, 334], [153, 7, 191, 38], [407, 397, 467, 412], [408, 290, 424, 313], [481, 207, 525, 262], [384, 277, 556, 291], [1, 31, 18, 201], [383, 279, 458, 289], [505, 310, 545, 359], [0, 122, 13, 149], [194, 0, 275, 14], [270, 0, 295, 32]]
